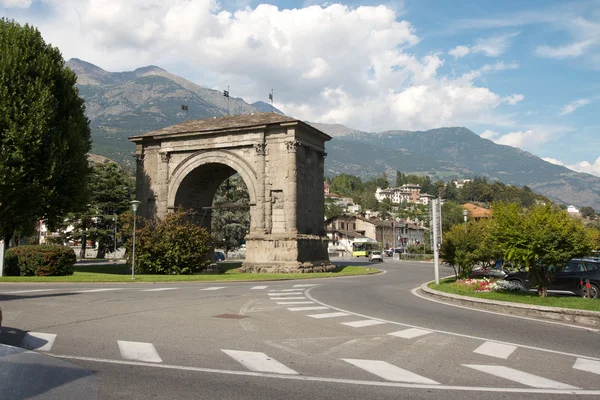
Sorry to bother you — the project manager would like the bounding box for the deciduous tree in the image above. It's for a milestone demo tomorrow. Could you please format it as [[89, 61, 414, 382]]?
[[489, 203, 593, 297], [0, 19, 91, 246]]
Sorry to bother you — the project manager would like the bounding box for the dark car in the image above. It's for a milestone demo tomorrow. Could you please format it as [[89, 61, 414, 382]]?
[[504, 259, 600, 298], [214, 251, 225, 262]]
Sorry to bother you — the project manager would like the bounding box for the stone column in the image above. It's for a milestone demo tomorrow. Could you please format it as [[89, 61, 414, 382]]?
[[285, 140, 300, 234], [157, 151, 171, 219], [133, 151, 146, 217], [317, 151, 327, 235], [254, 142, 267, 233]]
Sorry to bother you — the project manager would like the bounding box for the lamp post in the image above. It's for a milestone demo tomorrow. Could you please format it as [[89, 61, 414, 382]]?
[[113, 213, 118, 263], [130, 200, 141, 280], [463, 209, 468, 233]]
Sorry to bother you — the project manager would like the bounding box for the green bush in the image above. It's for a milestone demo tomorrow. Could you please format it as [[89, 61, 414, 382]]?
[[128, 210, 213, 275], [4, 245, 76, 276]]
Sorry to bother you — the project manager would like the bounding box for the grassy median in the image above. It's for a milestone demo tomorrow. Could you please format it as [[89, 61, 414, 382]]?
[[0, 262, 379, 283], [429, 278, 600, 312]]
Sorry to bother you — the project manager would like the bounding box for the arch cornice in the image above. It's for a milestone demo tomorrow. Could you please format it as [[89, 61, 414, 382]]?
[[168, 149, 258, 208]]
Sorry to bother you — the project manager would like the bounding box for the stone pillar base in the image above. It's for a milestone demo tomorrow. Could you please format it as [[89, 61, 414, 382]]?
[[240, 261, 336, 273], [241, 233, 333, 273]]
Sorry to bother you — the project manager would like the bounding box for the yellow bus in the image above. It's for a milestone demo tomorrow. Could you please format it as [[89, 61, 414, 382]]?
[[352, 238, 380, 257]]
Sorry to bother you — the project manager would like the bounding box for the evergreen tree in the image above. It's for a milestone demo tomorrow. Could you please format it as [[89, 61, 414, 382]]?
[[211, 175, 251, 256]]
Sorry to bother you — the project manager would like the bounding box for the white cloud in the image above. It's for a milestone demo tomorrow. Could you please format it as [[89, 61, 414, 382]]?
[[542, 157, 600, 177], [0, 0, 32, 8], [536, 40, 595, 59], [448, 45, 470, 58], [565, 158, 600, 176], [504, 94, 524, 105], [5, 1, 525, 132], [480, 130, 499, 140], [559, 98, 591, 115], [542, 157, 564, 166], [448, 33, 519, 58], [484, 124, 574, 151]]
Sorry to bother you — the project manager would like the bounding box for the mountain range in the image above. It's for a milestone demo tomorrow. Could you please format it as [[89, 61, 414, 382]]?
[[66, 59, 600, 210]]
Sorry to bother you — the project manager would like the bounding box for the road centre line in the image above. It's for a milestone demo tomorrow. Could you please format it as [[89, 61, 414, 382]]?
[[201, 287, 226, 291], [141, 288, 179, 292], [49, 353, 600, 395], [303, 288, 600, 362], [251, 286, 269, 290]]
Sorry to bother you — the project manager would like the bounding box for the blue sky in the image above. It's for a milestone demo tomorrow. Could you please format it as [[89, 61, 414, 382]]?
[[2, 0, 599, 175]]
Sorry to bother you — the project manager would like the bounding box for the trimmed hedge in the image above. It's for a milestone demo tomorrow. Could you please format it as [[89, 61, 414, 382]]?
[[4, 245, 76, 276]]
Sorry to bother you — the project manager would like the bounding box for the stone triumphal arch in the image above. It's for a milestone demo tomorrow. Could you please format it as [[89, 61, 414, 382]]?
[[129, 113, 334, 272]]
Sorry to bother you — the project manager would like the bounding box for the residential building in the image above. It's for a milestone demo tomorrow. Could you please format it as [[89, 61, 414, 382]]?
[[567, 205, 580, 214], [453, 179, 473, 189], [419, 193, 435, 205], [324, 181, 330, 195], [375, 184, 422, 204], [324, 215, 426, 254]]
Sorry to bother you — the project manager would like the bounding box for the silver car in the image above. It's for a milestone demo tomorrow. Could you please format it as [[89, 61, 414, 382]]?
[[369, 250, 383, 262]]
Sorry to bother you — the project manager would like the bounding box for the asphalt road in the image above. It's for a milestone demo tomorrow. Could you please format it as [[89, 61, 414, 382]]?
[[1, 258, 599, 400]]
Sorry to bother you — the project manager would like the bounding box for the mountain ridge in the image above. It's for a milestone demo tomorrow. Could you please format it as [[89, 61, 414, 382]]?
[[66, 59, 600, 209]]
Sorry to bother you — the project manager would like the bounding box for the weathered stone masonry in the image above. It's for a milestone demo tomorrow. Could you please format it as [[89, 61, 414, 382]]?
[[129, 113, 334, 273]]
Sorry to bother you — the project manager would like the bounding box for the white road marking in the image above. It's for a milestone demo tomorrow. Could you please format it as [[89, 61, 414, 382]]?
[[1, 289, 57, 294], [49, 353, 600, 395], [573, 358, 600, 375], [342, 320, 387, 328], [200, 287, 226, 291], [305, 288, 600, 362], [410, 286, 599, 333], [387, 328, 432, 339], [287, 306, 329, 312], [343, 359, 439, 384], [474, 341, 517, 359], [307, 312, 350, 319], [293, 284, 318, 288], [463, 365, 578, 389], [73, 288, 121, 293], [141, 288, 179, 292], [251, 286, 268, 290], [222, 349, 298, 375], [275, 301, 314, 305], [268, 292, 304, 296], [118, 341, 163, 363], [269, 297, 307, 300], [20, 332, 57, 352], [269, 289, 304, 292]]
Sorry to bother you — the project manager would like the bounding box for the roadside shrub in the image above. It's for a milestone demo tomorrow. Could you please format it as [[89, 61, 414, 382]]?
[[127, 210, 213, 275], [4, 245, 76, 276]]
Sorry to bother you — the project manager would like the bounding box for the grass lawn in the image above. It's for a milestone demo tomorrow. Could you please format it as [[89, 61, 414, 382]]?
[[0, 262, 379, 283], [429, 278, 600, 312]]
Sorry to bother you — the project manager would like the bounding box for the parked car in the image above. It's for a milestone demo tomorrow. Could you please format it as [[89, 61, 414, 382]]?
[[504, 259, 600, 298], [214, 251, 226, 262], [369, 250, 384, 262]]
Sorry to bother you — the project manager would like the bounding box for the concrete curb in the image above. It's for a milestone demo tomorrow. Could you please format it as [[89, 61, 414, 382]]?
[[421, 282, 600, 329]]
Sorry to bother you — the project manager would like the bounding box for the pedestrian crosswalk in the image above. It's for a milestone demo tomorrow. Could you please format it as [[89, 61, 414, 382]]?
[[6, 331, 599, 390]]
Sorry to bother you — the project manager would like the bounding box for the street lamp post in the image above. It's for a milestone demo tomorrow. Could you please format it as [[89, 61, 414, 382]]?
[[130, 200, 141, 280], [113, 213, 118, 263], [463, 209, 468, 233]]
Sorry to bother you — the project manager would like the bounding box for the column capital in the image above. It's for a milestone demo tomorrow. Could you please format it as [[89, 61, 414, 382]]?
[[285, 140, 302, 153]]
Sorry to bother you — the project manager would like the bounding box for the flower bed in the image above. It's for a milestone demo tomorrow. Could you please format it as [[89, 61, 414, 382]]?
[[454, 278, 525, 293]]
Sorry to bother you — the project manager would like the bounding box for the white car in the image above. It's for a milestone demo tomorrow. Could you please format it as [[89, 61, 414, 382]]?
[[369, 250, 383, 262]]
